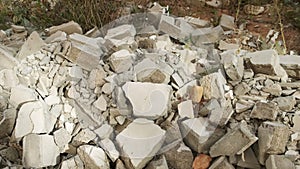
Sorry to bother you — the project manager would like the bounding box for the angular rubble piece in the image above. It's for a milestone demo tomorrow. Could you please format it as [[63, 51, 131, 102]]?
[[200, 71, 227, 100], [160, 120, 182, 145], [257, 121, 290, 165], [77, 145, 110, 169], [14, 101, 57, 139], [234, 82, 251, 96], [206, 0, 222, 8], [209, 98, 234, 127], [45, 20, 83, 35], [243, 69, 254, 79], [45, 31, 67, 43], [221, 49, 244, 81], [177, 100, 194, 118], [183, 16, 210, 28], [208, 156, 235, 169], [122, 82, 172, 119], [0, 69, 19, 90], [145, 155, 168, 169], [219, 14, 235, 30], [279, 55, 300, 79], [16, 31, 45, 60], [73, 128, 96, 146], [93, 95, 107, 111], [109, 49, 134, 73], [60, 155, 84, 169], [23, 134, 60, 168], [209, 121, 258, 157], [88, 67, 106, 89], [292, 115, 300, 132], [66, 33, 103, 71], [265, 155, 295, 169], [235, 99, 255, 113], [158, 15, 181, 40], [0, 146, 19, 163], [236, 148, 261, 169], [175, 18, 195, 38], [99, 138, 120, 162], [250, 101, 278, 121], [104, 24, 136, 48], [53, 128, 72, 153], [0, 45, 19, 70], [180, 117, 225, 153], [246, 50, 288, 82], [163, 142, 193, 169], [94, 123, 114, 140], [114, 86, 132, 116], [262, 83, 282, 96], [44, 95, 60, 106], [116, 118, 165, 169], [191, 26, 224, 46], [189, 85, 203, 103], [9, 85, 37, 108], [0, 109, 17, 138], [272, 96, 296, 112], [85, 26, 101, 38], [218, 40, 239, 50], [192, 154, 212, 169]]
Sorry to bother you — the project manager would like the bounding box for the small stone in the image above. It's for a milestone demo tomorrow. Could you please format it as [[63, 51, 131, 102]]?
[[200, 71, 226, 100], [209, 156, 235, 169], [77, 145, 110, 169], [272, 96, 296, 111], [219, 14, 235, 30], [109, 49, 134, 73], [93, 95, 107, 111], [164, 142, 194, 169], [262, 83, 282, 96], [258, 121, 290, 164], [23, 134, 60, 168], [192, 154, 212, 169], [45, 21, 83, 35], [243, 69, 254, 79], [206, 0, 222, 8], [244, 4, 265, 15], [209, 121, 258, 157], [250, 102, 278, 121], [265, 155, 295, 169], [102, 83, 114, 94], [88, 67, 106, 89], [116, 118, 165, 169], [189, 85, 203, 103], [178, 100, 194, 118]]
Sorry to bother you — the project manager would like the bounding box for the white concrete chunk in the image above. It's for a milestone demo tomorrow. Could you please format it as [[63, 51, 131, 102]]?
[[99, 138, 120, 162], [54, 128, 72, 153], [9, 85, 37, 107], [23, 134, 60, 168], [0, 69, 19, 89], [94, 124, 114, 140], [60, 155, 84, 169], [116, 118, 165, 169], [178, 100, 194, 118], [0, 45, 19, 70], [122, 82, 172, 119], [200, 71, 227, 100], [17, 31, 45, 60], [93, 95, 107, 111], [44, 95, 60, 106], [219, 14, 235, 30], [109, 49, 134, 73], [77, 145, 110, 169], [45, 21, 83, 35], [105, 24, 136, 40], [73, 128, 96, 145]]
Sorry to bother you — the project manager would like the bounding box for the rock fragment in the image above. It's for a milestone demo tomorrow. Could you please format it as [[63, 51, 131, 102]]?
[[209, 121, 258, 157], [116, 118, 165, 169], [45, 21, 83, 35], [0, 69, 19, 90], [250, 102, 278, 120], [93, 95, 108, 111], [265, 155, 295, 169], [145, 155, 168, 169], [221, 50, 244, 81], [279, 55, 300, 79], [200, 71, 226, 100], [54, 128, 72, 152], [77, 145, 110, 169], [164, 142, 194, 169], [189, 85, 203, 103], [0, 45, 19, 70], [60, 155, 84, 169], [258, 121, 290, 164], [219, 14, 235, 30], [191, 26, 224, 45], [209, 156, 235, 169], [178, 100, 194, 118], [99, 138, 120, 162], [236, 148, 260, 169], [109, 49, 134, 73], [0, 109, 17, 138], [23, 134, 60, 168], [192, 154, 212, 169], [272, 96, 296, 112]]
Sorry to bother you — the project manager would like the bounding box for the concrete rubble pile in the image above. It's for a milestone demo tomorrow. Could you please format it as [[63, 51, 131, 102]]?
[[0, 8, 300, 169]]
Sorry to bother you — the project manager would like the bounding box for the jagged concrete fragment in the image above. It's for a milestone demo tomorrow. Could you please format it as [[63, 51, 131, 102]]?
[[180, 117, 225, 153], [265, 155, 295, 169], [23, 134, 60, 168], [258, 121, 290, 164], [77, 145, 110, 169], [272, 96, 296, 112], [247, 50, 288, 81], [73, 128, 96, 146], [16, 31, 45, 60], [109, 49, 134, 73], [219, 14, 235, 30], [209, 121, 258, 157], [93, 95, 107, 111], [279, 55, 300, 79], [88, 67, 106, 89], [0, 69, 19, 90], [0, 109, 17, 138], [164, 142, 193, 169], [158, 15, 181, 39], [219, 40, 239, 50], [200, 71, 226, 100], [236, 148, 261, 169], [45, 30, 67, 43], [99, 138, 120, 162], [14, 101, 57, 139], [66, 33, 102, 71], [54, 128, 72, 152], [145, 155, 168, 169], [122, 82, 171, 119], [221, 50, 244, 81], [209, 156, 235, 169], [0, 45, 19, 70], [189, 85, 203, 103], [116, 118, 165, 169], [60, 155, 84, 169], [178, 100, 194, 118], [45, 21, 83, 35], [94, 124, 114, 140], [191, 26, 224, 45], [234, 82, 251, 96], [262, 83, 282, 96], [104, 24, 136, 48], [250, 102, 278, 121], [183, 16, 210, 28]]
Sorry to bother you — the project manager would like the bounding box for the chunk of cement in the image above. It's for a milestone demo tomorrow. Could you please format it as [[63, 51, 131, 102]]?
[[250, 102, 278, 121], [77, 145, 110, 169], [109, 49, 134, 73], [45, 21, 83, 35], [23, 134, 60, 168], [279, 55, 300, 79], [221, 50, 244, 81], [178, 100, 194, 118], [258, 121, 290, 164], [209, 156, 235, 169], [122, 82, 172, 119], [219, 14, 235, 30], [0, 45, 19, 70], [145, 155, 168, 169], [200, 71, 226, 100], [209, 121, 258, 157], [272, 96, 296, 112], [116, 118, 165, 169], [164, 142, 193, 169], [60, 155, 84, 169], [265, 155, 295, 169]]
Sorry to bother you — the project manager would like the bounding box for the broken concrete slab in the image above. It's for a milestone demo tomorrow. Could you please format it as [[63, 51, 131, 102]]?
[[200, 71, 227, 100], [272, 96, 296, 112], [93, 95, 107, 111], [16, 31, 45, 60], [250, 102, 278, 121], [219, 14, 235, 30], [164, 142, 193, 169], [178, 100, 194, 119], [236, 148, 261, 169], [45, 31, 67, 43], [73, 128, 96, 146], [145, 155, 168, 169], [77, 145, 110, 169], [0, 69, 19, 90], [265, 155, 295, 169], [60, 155, 84, 169], [221, 50, 244, 81], [279, 55, 300, 79], [116, 118, 165, 169], [234, 82, 251, 96], [246, 50, 288, 82], [9, 85, 37, 108], [94, 123, 114, 140], [54, 128, 72, 152], [209, 121, 258, 157], [88, 67, 107, 89], [109, 49, 134, 73], [23, 134, 60, 168], [209, 156, 235, 169], [183, 16, 210, 28], [0, 109, 17, 138], [262, 83, 282, 96], [0, 45, 19, 70], [45, 21, 83, 35], [258, 121, 290, 164], [99, 138, 120, 162], [122, 82, 171, 119], [191, 26, 224, 46], [218, 40, 239, 50], [105, 24, 136, 40], [158, 15, 181, 40]]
